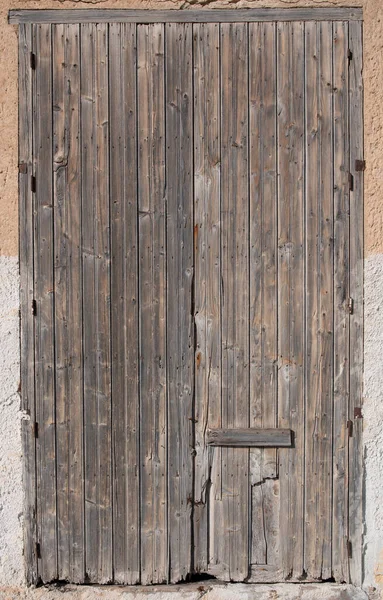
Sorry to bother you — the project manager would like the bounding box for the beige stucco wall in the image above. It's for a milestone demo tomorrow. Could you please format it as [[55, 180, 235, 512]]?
[[1, 0, 383, 597]]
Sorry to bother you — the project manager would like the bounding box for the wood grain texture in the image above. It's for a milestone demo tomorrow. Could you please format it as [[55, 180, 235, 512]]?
[[219, 22, 250, 581], [109, 22, 140, 584], [137, 23, 167, 585], [192, 22, 221, 575], [33, 23, 57, 583], [207, 429, 292, 447], [277, 21, 305, 580], [348, 20, 364, 587], [9, 8, 363, 24], [165, 22, 194, 583], [332, 20, 350, 584], [80, 23, 112, 583], [19, 21, 38, 585], [304, 20, 334, 581], [52, 23, 84, 583], [19, 14, 364, 585], [249, 20, 278, 481], [248, 21, 280, 575]]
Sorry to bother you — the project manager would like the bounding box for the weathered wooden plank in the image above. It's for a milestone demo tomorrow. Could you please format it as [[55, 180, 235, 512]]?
[[219, 22, 250, 581], [80, 23, 112, 583], [251, 480, 280, 568], [52, 23, 84, 583], [33, 23, 57, 583], [248, 21, 280, 575], [109, 22, 140, 584], [332, 20, 350, 584], [348, 20, 364, 587], [19, 22, 38, 585], [137, 22, 167, 585], [192, 22, 221, 574], [207, 429, 292, 447], [277, 21, 305, 580], [249, 20, 278, 481], [165, 22, 194, 583], [9, 8, 363, 25], [304, 20, 334, 581]]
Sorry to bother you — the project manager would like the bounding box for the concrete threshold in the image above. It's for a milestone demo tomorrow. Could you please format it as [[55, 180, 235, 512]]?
[[0, 582, 370, 600]]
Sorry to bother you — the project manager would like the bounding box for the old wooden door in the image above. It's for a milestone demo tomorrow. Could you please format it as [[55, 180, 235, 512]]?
[[15, 7, 363, 586]]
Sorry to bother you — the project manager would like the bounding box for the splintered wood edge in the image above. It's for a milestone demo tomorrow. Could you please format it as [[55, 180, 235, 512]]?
[[9, 8, 363, 24], [207, 428, 293, 448]]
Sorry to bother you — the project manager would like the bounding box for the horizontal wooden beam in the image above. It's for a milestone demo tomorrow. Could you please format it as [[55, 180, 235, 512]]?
[[8, 8, 363, 25], [207, 428, 292, 448]]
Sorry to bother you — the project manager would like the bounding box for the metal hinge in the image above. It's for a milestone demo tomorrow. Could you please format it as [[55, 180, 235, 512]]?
[[347, 49, 353, 62], [354, 407, 363, 419], [347, 540, 352, 558], [347, 298, 354, 314], [33, 422, 39, 439], [31, 175, 36, 193], [31, 299, 37, 316], [347, 420, 353, 438], [35, 542, 41, 559], [348, 172, 354, 192], [355, 159, 366, 172], [30, 52, 36, 70]]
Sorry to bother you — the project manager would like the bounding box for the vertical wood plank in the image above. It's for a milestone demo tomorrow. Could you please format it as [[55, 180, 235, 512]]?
[[332, 20, 350, 583], [165, 22, 194, 583], [53, 23, 84, 583], [348, 20, 363, 587], [249, 21, 279, 570], [192, 22, 221, 574], [220, 22, 250, 581], [19, 22, 38, 585], [304, 21, 334, 581], [137, 23, 167, 585], [277, 21, 305, 580], [81, 23, 112, 583], [33, 23, 57, 583], [109, 22, 140, 584]]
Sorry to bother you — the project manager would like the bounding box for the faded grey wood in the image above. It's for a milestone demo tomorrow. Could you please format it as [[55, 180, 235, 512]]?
[[304, 20, 334, 581], [33, 23, 57, 583], [137, 23, 167, 585], [9, 8, 363, 24], [219, 22, 250, 581], [52, 23, 84, 583], [348, 20, 364, 587], [277, 21, 305, 580], [332, 20, 350, 584], [192, 22, 221, 575], [248, 21, 280, 575], [109, 22, 140, 584], [80, 23, 112, 583], [249, 20, 278, 480], [19, 21, 37, 586], [165, 22, 194, 583], [251, 480, 280, 569], [207, 429, 292, 447], [18, 14, 364, 586]]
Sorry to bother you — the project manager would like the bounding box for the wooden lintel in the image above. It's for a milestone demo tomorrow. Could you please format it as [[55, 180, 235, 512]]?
[[9, 8, 363, 25]]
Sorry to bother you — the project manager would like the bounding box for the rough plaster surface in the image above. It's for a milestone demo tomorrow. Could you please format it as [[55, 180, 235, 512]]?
[[0, 0, 382, 256], [0, 583, 371, 600], [0, 257, 23, 586], [364, 254, 383, 595]]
